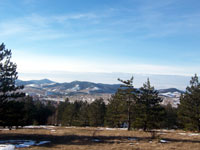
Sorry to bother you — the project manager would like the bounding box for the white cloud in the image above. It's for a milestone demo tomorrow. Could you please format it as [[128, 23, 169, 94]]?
[[53, 13, 97, 23]]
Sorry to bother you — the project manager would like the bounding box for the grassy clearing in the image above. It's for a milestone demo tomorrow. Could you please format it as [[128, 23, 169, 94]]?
[[0, 126, 200, 150]]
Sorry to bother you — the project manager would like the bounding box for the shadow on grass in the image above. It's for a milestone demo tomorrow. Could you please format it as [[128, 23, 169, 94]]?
[[0, 132, 200, 147]]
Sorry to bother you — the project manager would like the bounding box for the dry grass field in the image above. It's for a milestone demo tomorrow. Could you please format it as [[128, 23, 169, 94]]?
[[0, 126, 200, 150]]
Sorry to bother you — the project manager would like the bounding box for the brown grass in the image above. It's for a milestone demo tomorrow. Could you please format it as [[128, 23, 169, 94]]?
[[0, 127, 200, 150]]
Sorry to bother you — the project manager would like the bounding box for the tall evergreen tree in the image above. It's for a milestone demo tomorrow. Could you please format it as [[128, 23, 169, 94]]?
[[105, 92, 127, 128], [178, 74, 200, 131], [163, 103, 178, 129], [77, 101, 90, 126], [0, 43, 24, 126], [61, 101, 82, 126], [118, 77, 138, 130], [57, 98, 70, 125], [134, 78, 164, 131], [88, 98, 106, 127]]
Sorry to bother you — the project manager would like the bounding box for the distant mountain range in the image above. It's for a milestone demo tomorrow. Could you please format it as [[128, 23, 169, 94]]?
[[158, 88, 184, 94], [16, 79, 184, 96], [16, 79, 121, 96], [16, 79, 184, 107]]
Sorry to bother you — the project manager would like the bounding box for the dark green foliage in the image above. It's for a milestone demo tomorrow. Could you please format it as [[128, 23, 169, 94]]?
[[57, 99, 106, 127], [5, 101, 25, 129], [22, 96, 37, 125], [105, 92, 127, 128], [178, 74, 200, 131], [133, 79, 164, 131], [57, 99, 70, 124], [61, 101, 81, 126], [77, 101, 90, 126], [162, 103, 178, 129], [118, 77, 138, 130], [0, 43, 24, 126], [59, 100, 90, 126], [34, 101, 55, 125], [88, 98, 106, 127]]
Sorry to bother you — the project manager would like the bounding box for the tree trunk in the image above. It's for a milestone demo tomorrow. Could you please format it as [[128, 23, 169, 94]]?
[[128, 106, 131, 131]]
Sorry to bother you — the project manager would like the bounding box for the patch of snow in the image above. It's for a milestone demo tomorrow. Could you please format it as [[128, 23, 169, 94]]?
[[98, 127, 127, 131], [67, 84, 80, 92], [105, 128, 115, 130], [178, 133, 186, 135], [128, 138, 137, 141], [0, 145, 15, 150], [0, 129, 9, 131], [160, 139, 168, 143], [0, 140, 51, 148], [15, 140, 35, 148], [90, 87, 99, 91], [92, 139, 100, 142], [119, 128, 128, 130], [51, 89, 57, 92], [26, 84, 38, 87], [160, 92, 175, 98], [41, 83, 56, 86], [23, 125, 55, 129], [35, 141, 50, 146], [51, 130, 56, 132], [188, 133, 199, 136]]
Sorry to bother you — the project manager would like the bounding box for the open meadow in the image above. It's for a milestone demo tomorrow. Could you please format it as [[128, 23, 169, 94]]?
[[1, 126, 200, 150]]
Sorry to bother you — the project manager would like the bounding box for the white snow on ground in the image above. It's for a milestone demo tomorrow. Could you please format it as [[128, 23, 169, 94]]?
[[0, 145, 15, 150], [178, 133, 199, 136], [35, 141, 50, 146], [23, 125, 55, 130], [188, 133, 199, 136], [0, 140, 51, 148], [92, 139, 101, 142], [98, 127, 127, 131], [90, 87, 99, 91], [160, 139, 168, 143], [67, 84, 80, 92], [178, 133, 187, 135], [51, 130, 56, 132], [15, 140, 35, 148], [26, 84, 38, 87]]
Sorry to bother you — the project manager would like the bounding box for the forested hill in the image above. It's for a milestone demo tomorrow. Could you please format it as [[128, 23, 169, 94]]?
[[16, 79, 122, 95], [16, 79, 183, 96]]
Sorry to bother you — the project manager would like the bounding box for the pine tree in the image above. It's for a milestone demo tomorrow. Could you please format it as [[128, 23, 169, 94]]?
[[57, 98, 70, 125], [178, 74, 200, 131], [163, 103, 178, 129], [78, 101, 90, 126], [88, 98, 106, 127], [134, 78, 164, 131], [0, 43, 24, 126], [118, 76, 138, 130], [105, 92, 127, 128]]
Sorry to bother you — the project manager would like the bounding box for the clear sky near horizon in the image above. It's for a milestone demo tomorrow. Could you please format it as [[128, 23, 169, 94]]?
[[0, 0, 200, 88]]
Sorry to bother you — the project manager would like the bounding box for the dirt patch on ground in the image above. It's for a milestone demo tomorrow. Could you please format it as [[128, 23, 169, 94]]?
[[0, 126, 200, 150]]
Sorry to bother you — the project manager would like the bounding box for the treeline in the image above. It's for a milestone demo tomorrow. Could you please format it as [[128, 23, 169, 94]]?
[[0, 43, 200, 131], [1, 96, 55, 129], [56, 78, 179, 131], [57, 75, 200, 132]]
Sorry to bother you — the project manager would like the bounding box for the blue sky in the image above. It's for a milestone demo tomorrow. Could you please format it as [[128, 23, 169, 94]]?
[[0, 0, 200, 87]]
